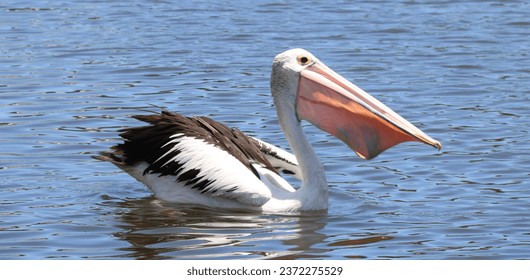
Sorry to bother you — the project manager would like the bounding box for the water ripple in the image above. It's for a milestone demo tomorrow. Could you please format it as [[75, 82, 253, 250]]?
[[1, 0, 530, 259]]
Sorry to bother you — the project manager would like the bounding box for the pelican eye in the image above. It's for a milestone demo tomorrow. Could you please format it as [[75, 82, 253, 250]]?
[[297, 55, 312, 66]]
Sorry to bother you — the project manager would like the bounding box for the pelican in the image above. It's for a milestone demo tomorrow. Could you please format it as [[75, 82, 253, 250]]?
[[96, 48, 441, 212]]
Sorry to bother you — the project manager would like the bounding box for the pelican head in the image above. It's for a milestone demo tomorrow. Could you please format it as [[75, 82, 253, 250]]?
[[271, 48, 441, 160]]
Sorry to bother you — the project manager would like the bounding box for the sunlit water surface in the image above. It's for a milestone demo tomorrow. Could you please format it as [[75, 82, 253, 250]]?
[[1, 0, 529, 259]]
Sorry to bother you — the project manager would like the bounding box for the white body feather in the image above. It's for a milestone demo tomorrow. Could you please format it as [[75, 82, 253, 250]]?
[[119, 135, 307, 211]]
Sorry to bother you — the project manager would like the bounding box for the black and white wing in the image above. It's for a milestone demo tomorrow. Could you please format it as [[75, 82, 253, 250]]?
[[95, 111, 292, 207], [250, 137, 302, 180]]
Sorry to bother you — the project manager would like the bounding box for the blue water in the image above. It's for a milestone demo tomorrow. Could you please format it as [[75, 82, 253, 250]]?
[[1, 0, 529, 259]]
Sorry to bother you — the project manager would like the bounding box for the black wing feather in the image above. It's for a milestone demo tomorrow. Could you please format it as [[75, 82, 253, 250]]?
[[112, 111, 277, 180]]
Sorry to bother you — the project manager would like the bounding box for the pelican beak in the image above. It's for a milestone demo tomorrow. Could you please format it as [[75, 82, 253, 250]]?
[[296, 61, 441, 160]]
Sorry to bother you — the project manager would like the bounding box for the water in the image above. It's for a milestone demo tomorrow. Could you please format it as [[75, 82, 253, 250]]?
[[1, 0, 529, 259]]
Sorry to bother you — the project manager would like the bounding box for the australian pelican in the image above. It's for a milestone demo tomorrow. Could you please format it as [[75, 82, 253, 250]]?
[[96, 48, 441, 212]]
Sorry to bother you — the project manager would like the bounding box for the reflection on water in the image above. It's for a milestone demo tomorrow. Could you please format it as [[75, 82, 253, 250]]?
[[107, 197, 397, 260]]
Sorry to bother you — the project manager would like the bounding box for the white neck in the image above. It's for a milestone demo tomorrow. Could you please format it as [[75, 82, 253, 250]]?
[[274, 98, 328, 210]]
